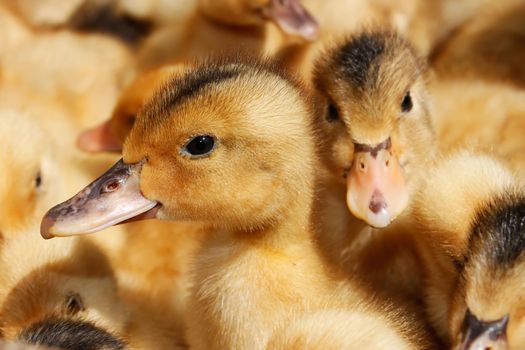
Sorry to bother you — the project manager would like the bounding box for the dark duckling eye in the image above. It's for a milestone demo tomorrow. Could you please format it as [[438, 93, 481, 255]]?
[[125, 114, 136, 126], [327, 103, 340, 122], [401, 91, 413, 113], [182, 135, 216, 159], [65, 293, 84, 315], [35, 172, 42, 189]]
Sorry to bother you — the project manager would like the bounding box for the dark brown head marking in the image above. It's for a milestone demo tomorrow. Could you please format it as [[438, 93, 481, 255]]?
[[354, 138, 392, 159], [337, 32, 386, 89], [470, 193, 525, 269], [18, 317, 126, 350]]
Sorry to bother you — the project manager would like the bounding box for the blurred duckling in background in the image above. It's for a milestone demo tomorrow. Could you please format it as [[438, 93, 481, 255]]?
[[0, 111, 64, 236], [77, 63, 188, 153], [0, 230, 128, 349], [431, 0, 525, 87], [425, 0, 525, 177], [41, 58, 433, 349], [0, 29, 135, 131], [0, 229, 185, 349], [137, 0, 318, 69], [412, 151, 525, 349], [0, 109, 120, 247]]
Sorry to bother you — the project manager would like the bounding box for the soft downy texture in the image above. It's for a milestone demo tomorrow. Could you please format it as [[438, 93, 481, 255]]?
[[409, 151, 525, 349], [309, 30, 437, 305], [41, 58, 433, 349]]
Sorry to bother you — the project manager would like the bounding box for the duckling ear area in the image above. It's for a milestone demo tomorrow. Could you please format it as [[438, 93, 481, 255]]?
[[40, 159, 158, 239], [262, 0, 318, 41]]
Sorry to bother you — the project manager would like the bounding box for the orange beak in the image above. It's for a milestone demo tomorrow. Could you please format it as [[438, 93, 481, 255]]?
[[346, 138, 408, 228]]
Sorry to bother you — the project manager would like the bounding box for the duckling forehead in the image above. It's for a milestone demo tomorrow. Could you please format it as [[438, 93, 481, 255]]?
[[142, 66, 244, 124], [329, 31, 421, 93], [471, 194, 525, 270], [126, 65, 310, 158]]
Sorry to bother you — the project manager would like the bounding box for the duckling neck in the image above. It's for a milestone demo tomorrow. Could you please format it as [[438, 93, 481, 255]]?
[[186, 190, 336, 350]]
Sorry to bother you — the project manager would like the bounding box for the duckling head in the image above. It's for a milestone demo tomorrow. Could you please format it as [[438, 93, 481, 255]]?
[[0, 110, 60, 236], [42, 58, 315, 238], [448, 194, 525, 350], [77, 64, 188, 153], [313, 30, 435, 228], [198, 0, 318, 40], [0, 231, 127, 348]]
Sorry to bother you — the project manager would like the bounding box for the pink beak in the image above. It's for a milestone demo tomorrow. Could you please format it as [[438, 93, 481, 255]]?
[[346, 138, 409, 228]]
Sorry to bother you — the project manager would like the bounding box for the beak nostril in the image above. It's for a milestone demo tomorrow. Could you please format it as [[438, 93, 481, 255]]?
[[360, 162, 365, 170], [385, 160, 390, 167]]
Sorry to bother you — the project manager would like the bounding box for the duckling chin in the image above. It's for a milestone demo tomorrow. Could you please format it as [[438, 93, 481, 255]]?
[[314, 29, 435, 228]]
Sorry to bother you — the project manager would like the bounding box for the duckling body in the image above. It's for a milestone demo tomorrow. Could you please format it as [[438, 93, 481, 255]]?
[[42, 59, 432, 349], [427, 0, 525, 176], [411, 151, 525, 349]]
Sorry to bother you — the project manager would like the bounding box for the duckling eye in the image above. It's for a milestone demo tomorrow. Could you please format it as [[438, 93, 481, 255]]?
[[401, 91, 413, 113], [35, 172, 42, 189], [327, 104, 340, 122], [183, 135, 216, 158], [64, 293, 84, 315], [125, 113, 136, 126]]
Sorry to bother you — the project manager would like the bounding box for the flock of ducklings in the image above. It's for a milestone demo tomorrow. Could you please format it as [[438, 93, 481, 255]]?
[[1, 0, 525, 349]]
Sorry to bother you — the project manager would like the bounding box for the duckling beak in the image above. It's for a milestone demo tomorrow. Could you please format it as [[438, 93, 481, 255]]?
[[346, 137, 409, 228], [76, 120, 122, 153], [454, 310, 509, 350], [40, 159, 158, 239], [262, 0, 318, 41]]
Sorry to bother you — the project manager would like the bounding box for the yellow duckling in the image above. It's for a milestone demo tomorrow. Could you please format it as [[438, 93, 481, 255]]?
[[42, 58, 432, 349]]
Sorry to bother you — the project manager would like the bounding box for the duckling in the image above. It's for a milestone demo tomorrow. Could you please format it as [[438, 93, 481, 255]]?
[[0, 29, 134, 130], [314, 30, 434, 229], [424, 1, 525, 177], [410, 151, 525, 349], [0, 110, 62, 235], [310, 29, 436, 301], [431, 0, 525, 86], [41, 58, 432, 349], [137, 0, 317, 69], [75, 62, 206, 330], [0, 230, 128, 348], [77, 64, 188, 153], [0, 228, 185, 350], [198, 0, 318, 40]]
